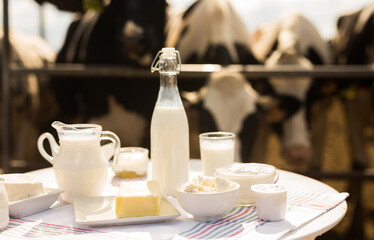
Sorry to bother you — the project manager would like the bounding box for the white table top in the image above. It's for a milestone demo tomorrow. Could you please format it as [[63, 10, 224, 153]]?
[[16, 160, 347, 240]]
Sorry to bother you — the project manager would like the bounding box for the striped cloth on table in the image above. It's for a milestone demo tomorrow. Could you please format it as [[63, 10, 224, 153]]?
[[173, 187, 349, 240], [1, 218, 132, 240], [175, 207, 262, 239], [50, 199, 69, 209]]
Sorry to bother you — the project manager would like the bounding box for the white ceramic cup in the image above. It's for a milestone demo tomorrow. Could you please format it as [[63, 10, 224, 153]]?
[[112, 147, 149, 178], [0, 178, 9, 230], [251, 184, 287, 221], [199, 132, 235, 176]]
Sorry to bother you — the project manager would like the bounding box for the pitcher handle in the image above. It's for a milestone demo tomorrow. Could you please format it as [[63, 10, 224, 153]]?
[[101, 131, 121, 163], [37, 132, 59, 165]]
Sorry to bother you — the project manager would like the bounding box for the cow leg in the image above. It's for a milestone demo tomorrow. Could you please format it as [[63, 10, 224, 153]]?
[[281, 109, 311, 167], [246, 114, 271, 163], [344, 91, 372, 170], [308, 97, 332, 171], [238, 113, 261, 163]]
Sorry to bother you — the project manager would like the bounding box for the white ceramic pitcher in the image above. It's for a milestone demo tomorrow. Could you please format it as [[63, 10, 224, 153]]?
[[37, 121, 120, 203]]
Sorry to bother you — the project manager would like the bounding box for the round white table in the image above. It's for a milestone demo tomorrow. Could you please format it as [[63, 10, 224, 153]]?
[[6, 160, 347, 240]]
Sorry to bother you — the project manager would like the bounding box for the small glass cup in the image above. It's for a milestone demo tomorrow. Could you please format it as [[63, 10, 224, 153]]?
[[113, 147, 149, 178], [199, 132, 235, 176]]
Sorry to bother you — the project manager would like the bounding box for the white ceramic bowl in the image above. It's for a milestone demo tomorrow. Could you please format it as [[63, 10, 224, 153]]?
[[176, 181, 240, 222], [216, 163, 278, 205]]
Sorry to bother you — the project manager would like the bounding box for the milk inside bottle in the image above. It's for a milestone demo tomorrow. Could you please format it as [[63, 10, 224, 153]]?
[[150, 48, 189, 197]]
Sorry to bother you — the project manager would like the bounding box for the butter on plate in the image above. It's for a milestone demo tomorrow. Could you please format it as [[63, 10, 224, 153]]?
[[115, 180, 161, 218]]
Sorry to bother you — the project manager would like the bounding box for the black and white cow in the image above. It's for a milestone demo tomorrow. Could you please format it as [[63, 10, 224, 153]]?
[[1, 29, 56, 170], [166, 0, 260, 92], [165, 0, 301, 162], [166, 0, 261, 162], [331, 5, 374, 237], [332, 2, 374, 170], [50, 0, 167, 147], [166, 0, 258, 65], [252, 12, 333, 167], [193, 70, 260, 162]]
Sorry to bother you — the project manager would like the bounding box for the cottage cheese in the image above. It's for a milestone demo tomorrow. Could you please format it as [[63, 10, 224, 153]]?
[[179, 176, 236, 193]]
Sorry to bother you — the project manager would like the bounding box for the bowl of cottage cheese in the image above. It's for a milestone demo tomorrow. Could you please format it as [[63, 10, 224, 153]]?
[[176, 176, 240, 221]]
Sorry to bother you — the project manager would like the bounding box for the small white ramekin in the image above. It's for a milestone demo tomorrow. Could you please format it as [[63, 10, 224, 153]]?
[[251, 184, 287, 221]]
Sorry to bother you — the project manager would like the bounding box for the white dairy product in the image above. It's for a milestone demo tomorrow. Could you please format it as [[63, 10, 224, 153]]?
[[38, 123, 119, 203], [216, 163, 277, 204], [53, 137, 108, 203], [54, 165, 107, 203], [151, 106, 189, 197], [179, 176, 236, 193], [116, 154, 148, 174], [151, 106, 189, 196], [251, 184, 287, 221], [115, 181, 160, 218], [0, 179, 9, 230], [0, 174, 44, 202], [200, 142, 234, 176], [113, 147, 149, 178], [252, 184, 286, 194], [217, 163, 276, 176], [151, 48, 189, 197]]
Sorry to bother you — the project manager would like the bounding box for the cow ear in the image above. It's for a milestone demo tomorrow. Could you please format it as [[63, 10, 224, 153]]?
[[182, 1, 199, 19], [306, 48, 324, 65], [337, 15, 345, 29], [265, 40, 278, 60]]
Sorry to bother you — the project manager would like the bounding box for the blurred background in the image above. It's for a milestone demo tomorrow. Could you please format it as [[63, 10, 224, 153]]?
[[1, 0, 374, 239], [3, 0, 372, 50], [4, 0, 371, 50]]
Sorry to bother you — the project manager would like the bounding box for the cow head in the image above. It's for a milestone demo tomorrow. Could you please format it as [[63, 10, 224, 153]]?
[[166, 0, 258, 65], [199, 70, 259, 162], [99, 0, 167, 66], [333, 3, 374, 65], [252, 12, 334, 167]]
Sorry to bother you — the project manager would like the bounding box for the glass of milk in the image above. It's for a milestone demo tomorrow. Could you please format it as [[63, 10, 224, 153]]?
[[199, 132, 235, 176], [113, 147, 149, 178]]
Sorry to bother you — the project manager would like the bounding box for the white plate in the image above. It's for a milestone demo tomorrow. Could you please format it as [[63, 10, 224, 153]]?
[[74, 196, 181, 227], [9, 188, 64, 218]]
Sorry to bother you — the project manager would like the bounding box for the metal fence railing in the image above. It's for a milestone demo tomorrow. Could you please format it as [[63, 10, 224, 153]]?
[[9, 63, 374, 79]]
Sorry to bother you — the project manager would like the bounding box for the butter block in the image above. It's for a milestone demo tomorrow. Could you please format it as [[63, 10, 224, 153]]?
[[0, 174, 44, 202], [115, 180, 160, 218]]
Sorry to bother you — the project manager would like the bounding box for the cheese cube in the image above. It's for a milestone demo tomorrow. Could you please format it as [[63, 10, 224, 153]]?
[[0, 174, 44, 202], [115, 180, 160, 218]]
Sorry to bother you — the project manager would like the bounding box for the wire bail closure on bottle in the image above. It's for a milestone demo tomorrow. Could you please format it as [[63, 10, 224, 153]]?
[[151, 48, 181, 74]]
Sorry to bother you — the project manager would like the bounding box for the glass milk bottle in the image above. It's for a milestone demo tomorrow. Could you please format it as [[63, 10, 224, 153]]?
[[150, 48, 189, 197]]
